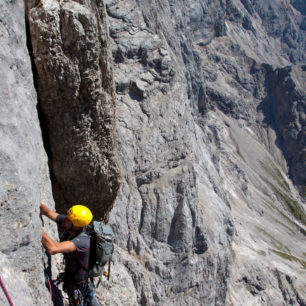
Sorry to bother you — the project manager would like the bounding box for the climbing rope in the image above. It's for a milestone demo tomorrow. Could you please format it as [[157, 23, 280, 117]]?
[[45, 273, 53, 306], [0, 274, 14, 306], [41, 213, 52, 306]]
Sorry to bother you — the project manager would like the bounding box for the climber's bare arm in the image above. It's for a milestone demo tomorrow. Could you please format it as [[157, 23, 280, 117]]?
[[40, 203, 59, 221], [42, 231, 76, 255]]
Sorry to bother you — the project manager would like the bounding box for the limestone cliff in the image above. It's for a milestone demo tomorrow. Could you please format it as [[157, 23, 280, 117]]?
[[0, 0, 305, 305]]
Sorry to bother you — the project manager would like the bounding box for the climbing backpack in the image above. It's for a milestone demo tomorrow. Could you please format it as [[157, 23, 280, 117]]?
[[86, 221, 114, 286]]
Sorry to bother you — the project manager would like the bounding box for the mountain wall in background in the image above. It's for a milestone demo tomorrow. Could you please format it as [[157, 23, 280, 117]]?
[[0, 0, 305, 305]]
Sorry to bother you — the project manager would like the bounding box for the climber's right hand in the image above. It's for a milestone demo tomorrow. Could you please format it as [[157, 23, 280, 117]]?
[[40, 203, 59, 221], [40, 203, 49, 216]]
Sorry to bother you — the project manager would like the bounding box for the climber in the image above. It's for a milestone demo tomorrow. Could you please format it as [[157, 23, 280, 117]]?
[[40, 203, 100, 306]]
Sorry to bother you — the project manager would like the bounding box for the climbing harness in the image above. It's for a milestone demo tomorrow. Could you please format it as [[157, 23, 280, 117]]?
[[0, 274, 14, 306], [56, 272, 90, 305], [72, 289, 84, 305]]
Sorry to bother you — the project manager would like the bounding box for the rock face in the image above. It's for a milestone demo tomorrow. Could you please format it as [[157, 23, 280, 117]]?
[[104, 0, 234, 304], [26, 0, 121, 218], [0, 0, 305, 306], [0, 1, 52, 304]]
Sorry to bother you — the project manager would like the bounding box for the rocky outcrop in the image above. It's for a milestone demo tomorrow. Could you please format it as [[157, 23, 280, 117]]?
[[26, 0, 121, 218]]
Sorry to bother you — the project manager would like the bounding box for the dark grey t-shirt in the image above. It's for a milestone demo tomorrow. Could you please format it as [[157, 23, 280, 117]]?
[[56, 215, 90, 285]]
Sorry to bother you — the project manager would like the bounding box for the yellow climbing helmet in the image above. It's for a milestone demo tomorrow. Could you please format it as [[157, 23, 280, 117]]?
[[67, 205, 93, 227]]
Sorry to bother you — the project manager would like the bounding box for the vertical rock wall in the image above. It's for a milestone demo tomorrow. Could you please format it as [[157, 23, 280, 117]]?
[[0, 0, 51, 304]]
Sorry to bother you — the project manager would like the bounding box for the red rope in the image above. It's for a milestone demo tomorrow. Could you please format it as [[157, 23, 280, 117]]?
[[46, 277, 52, 306], [0, 274, 14, 306]]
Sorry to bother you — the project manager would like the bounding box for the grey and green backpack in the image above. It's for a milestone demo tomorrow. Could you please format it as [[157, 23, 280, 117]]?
[[86, 221, 114, 286]]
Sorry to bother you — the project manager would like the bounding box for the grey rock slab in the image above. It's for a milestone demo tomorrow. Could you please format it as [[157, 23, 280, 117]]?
[[0, 0, 50, 303], [0, 253, 33, 305]]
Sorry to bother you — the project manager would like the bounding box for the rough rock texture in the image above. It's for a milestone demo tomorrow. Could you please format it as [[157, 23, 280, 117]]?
[[0, 0, 54, 304], [26, 0, 121, 218], [104, 0, 234, 305], [104, 0, 306, 305], [1, 0, 306, 305]]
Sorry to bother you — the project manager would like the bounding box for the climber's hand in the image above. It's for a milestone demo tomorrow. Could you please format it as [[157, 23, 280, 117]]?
[[40, 203, 49, 216], [40, 203, 59, 221]]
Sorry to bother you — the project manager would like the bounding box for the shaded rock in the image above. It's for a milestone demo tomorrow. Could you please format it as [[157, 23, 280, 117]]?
[[260, 64, 306, 191]]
